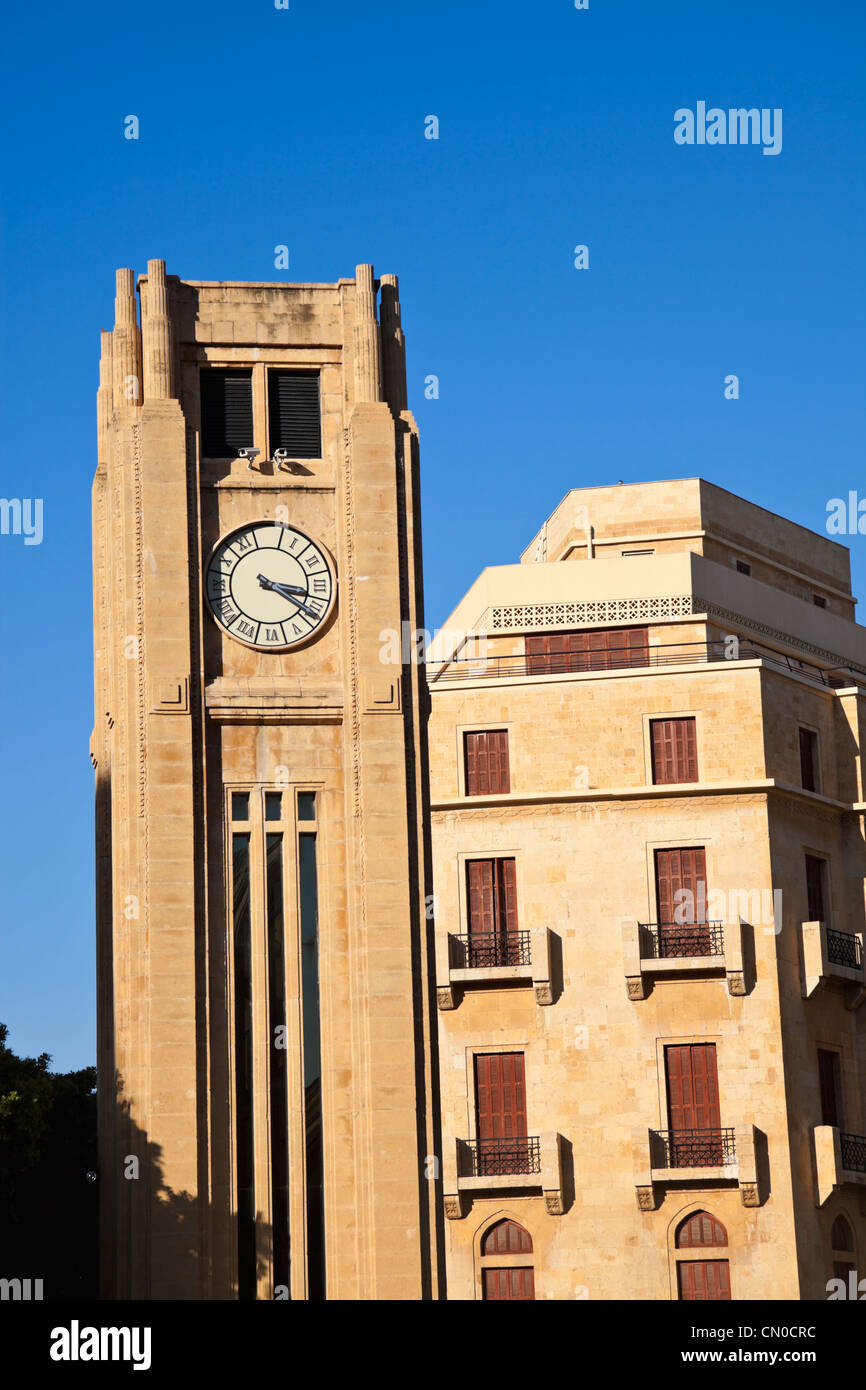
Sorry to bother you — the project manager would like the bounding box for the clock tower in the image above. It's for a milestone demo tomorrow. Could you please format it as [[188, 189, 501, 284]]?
[[92, 261, 442, 1299]]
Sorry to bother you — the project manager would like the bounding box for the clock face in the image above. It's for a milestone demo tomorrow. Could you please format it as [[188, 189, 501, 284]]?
[[206, 522, 336, 650]]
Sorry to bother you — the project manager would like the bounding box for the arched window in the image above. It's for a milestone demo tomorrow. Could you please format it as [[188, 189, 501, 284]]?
[[482, 1219, 533, 1255], [676, 1211, 728, 1249], [479, 1218, 535, 1300], [674, 1210, 731, 1301], [831, 1216, 854, 1252]]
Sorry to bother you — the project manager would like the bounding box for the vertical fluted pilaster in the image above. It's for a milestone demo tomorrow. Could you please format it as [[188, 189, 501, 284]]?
[[112, 268, 142, 410], [379, 274, 407, 414], [97, 330, 114, 465], [141, 258, 175, 401], [353, 263, 382, 404]]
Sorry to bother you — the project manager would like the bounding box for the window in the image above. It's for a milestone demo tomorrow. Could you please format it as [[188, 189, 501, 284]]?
[[676, 1211, 728, 1248], [464, 730, 510, 795], [831, 1215, 856, 1284], [479, 1219, 535, 1299], [677, 1260, 731, 1301], [525, 626, 648, 674], [818, 1049, 843, 1128], [474, 1053, 529, 1176], [482, 1219, 533, 1254], [805, 854, 827, 923], [268, 370, 322, 458], [650, 718, 698, 785], [664, 1043, 723, 1166], [736, 560, 751, 576], [200, 369, 253, 458], [813, 594, 827, 609], [483, 1268, 535, 1300], [622, 548, 655, 557], [653, 847, 712, 955], [466, 858, 520, 965], [799, 728, 818, 792]]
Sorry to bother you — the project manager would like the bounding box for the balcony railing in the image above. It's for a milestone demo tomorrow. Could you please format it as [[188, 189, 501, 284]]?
[[452, 930, 531, 968], [656, 1128, 737, 1168], [841, 1133, 866, 1173], [827, 929, 863, 971], [429, 637, 862, 688], [640, 920, 724, 959], [463, 1136, 542, 1177]]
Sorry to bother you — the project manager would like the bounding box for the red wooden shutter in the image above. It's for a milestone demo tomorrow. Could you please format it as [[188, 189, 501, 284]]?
[[475, 1053, 527, 1140], [805, 855, 826, 922], [655, 848, 707, 925], [665, 1044, 721, 1131], [490, 730, 510, 792], [467, 860, 495, 935], [818, 1049, 841, 1127], [653, 718, 698, 784], [465, 730, 510, 795], [497, 858, 518, 934], [483, 1268, 535, 1300], [676, 1211, 728, 1248], [482, 1220, 533, 1255], [626, 626, 649, 667], [678, 1260, 731, 1301]]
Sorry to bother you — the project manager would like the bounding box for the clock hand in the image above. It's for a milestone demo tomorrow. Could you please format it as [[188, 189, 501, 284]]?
[[257, 574, 319, 620]]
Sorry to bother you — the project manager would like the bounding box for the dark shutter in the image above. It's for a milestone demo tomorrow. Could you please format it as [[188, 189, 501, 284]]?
[[805, 855, 826, 922], [678, 1260, 731, 1301], [676, 1211, 728, 1249], [200, 369, 253, 457], [475, 1053, 527, 1141], [465, 730, 510, 795], [665, 1044, 721, 1132], [525, 627, 648, 674], [799, 729, 817, 791], [651, 718, 698, 784], [483, 1267, 535, 1300], [268, 371, 322, 458], [467, 860, 495, 936], [655, 847, 707, 926], [482, 1219, 533, 1255], [818, 1049, 841, 1127]]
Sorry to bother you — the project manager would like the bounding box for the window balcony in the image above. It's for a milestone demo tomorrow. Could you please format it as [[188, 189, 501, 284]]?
[[622, 919, 746, 998], [800, 922, 866, 1009], [436, 927, 554, 1008], [813, 1126, 866, 1205], [634, 1123, 763, 1210], [443, 1132, 565, 1219]]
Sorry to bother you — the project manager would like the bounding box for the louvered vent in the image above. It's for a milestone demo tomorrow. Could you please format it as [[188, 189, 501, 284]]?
[[268, 371, 322, 459], [200, 369, 254, 457]]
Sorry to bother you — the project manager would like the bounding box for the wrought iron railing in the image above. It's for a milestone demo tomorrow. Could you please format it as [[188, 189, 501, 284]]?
[[463, 1136, 542, 1177], [655, 1128, 737, 1168], [428, 637, 863, 688], [840, 1133, 866, 1173], [453, 931, 531, 968], [827, 929, 863, 971], [639, 920, 724, 959]]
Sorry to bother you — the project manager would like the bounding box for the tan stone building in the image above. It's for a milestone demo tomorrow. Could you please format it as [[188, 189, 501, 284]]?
[[91, 261, 443, 1299], [428, 479, 866, 1300]]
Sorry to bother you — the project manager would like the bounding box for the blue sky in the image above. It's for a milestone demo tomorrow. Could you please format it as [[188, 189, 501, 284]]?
[[1, 0, 864, 1069]]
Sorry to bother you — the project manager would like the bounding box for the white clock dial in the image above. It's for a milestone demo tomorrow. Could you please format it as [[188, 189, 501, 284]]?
[[206, 522, 336, 650]]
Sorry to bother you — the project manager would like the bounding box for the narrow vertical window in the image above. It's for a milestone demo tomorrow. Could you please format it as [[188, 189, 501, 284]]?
[[232, 831, 256, 1299], [799, 729, 818, 792], [805, 854, 827, 922], [299, 821, 325, 1298], [818, 1049, 842, 1128], [266, 832, 289, 1295]]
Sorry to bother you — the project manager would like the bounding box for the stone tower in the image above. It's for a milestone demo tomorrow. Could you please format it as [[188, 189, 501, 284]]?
[[92, 261, 442, 1299]]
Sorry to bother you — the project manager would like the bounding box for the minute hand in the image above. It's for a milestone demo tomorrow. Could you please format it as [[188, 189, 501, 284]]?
[[257, 574, 319, 620]]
